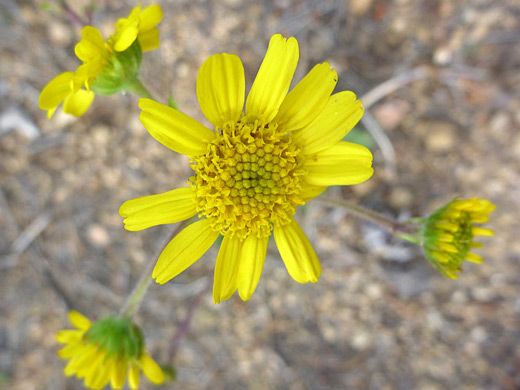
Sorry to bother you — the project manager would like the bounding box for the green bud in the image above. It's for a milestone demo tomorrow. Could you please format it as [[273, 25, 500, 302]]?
[[419, 198, 495, 279]]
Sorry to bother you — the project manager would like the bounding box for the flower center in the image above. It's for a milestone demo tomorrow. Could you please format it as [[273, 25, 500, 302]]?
[[190, 117, 306, 239]]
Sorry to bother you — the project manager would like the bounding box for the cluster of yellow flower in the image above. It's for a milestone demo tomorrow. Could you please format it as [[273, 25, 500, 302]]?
[[39, 5, 162, 118], [41, 4, 495, 389]]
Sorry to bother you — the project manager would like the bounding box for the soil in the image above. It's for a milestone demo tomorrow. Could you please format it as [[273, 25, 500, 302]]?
[[1, 0, 519, 389]]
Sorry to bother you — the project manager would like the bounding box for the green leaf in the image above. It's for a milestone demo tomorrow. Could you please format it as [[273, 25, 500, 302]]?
[[168, 94, 178, 110], [342, 126, 375, 150]]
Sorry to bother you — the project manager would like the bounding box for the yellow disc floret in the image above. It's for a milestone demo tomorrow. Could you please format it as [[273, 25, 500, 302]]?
[[190, 117, 306, 239]]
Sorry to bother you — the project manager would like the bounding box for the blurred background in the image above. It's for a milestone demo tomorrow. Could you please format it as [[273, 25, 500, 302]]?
[[1, 0, 519, 389]]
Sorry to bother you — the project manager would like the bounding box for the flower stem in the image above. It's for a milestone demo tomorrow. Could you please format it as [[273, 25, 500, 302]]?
[[126, 78, 155, 100], [56, 0, 89, 26], [168, 278, 211, 361], [316, 197, 421, 241], [119, 220, 188, 319]]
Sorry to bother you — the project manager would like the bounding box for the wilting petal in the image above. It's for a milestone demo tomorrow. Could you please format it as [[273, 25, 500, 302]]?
[[197, 53, 245, 129], [245, 34, 299, 123], [273, 217, 321, 283], [139, 98, 215, 158], [153, 219, 220, 284], [304, 141, 373, 186], [119, 187, 197, 231]]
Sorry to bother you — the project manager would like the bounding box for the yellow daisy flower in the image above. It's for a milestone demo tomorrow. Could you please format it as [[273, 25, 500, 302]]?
[[57, 311, 165, 390], [422, 198, 496, 279], [39, 4, 162, 119], [120, 34, 374, 303]]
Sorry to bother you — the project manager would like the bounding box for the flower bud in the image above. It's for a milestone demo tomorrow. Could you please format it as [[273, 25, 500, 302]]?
[[57, 311, 165, 389], [420, 198, 495, 279]]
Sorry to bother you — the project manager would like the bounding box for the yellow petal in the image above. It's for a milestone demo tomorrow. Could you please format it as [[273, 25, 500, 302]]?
[[58, 342, 84, 359], [74, 26, 106, 62], [68, 310, 91, 331], [140, 353, 165, 384], [237, 235, 268, 301], [39, 72, 74, 114], [197, 53, 245, 129], [139, 98, 215, 158], [437, 242, 458, 253], [213, 234, 242, 303], [119, 187, 197, 231], [139, 4, 163, 32], [273, 217, 321, 283], [89, 357, 113, 390], [300, 184, 327, 202], [294, 91, 364, 155], [153, 219, 220, 284], [63, 89, 95, 117], [275, 62, 337, 131], [128, 364, 140, 390], [245, 34, 299, 122], [138, 28, 160, 52], [472, 227, 494, 237], [114, 17, 139, 52], [66, 344, 99, 377], [304, 141, 373, 186], [465, 252, 483, 264], [110, 359, 127, 389], [56, 329, 82, 344]]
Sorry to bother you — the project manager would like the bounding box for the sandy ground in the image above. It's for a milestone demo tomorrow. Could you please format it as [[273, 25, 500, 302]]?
[[1, 0, 520, 389]]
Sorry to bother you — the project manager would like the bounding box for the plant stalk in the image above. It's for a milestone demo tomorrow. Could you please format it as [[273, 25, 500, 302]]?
[[126, 78, 155, 100], [119, 220, 188, 319], [316, 197, 421, 240]]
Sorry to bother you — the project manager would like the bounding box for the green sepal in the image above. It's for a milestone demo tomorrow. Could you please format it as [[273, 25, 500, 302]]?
[[161, 365, 177, 382], [91, 40, 143, 95], [86, 315, 144, 360]]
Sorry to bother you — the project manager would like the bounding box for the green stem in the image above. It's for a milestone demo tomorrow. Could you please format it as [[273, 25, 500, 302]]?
[[119, 220, 188, 319], [316, 197, 421, 241], [126, 78, 155, 100]]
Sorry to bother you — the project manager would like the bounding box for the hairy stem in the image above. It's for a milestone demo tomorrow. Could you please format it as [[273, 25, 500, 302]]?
[[126, 78, 155, 100], [316, 197, 420, 239]]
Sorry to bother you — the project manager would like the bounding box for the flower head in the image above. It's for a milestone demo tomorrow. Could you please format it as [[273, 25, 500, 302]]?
[[120, 34, 374, 303], [39, 4, 162, 119], [57, 311, 164, 390], [421, 198, 496, 279]]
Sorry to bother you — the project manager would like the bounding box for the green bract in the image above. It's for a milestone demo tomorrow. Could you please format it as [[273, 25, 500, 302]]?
[[91, 41, 143, 95], [86, 315, 144, 360]]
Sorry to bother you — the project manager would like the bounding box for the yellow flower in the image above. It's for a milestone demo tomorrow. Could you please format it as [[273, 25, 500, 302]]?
[[39, 4, 162, 119], [112, 4, 163, 53], [57, 311, 165, 390], [422, 198, 496, 279], [120, 34, 373, 303]]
